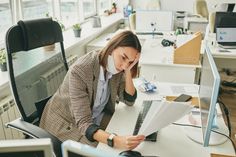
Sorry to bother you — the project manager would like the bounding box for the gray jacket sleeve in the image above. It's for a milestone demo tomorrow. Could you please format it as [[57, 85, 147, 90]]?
[[118, 74, 137, 106]]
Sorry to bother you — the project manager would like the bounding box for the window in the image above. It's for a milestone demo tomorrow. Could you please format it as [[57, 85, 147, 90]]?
[[21, 0, 53, 20], [0, 0, 12, 44], [83, 0, 96, 18], [60, 0, 79, 28], [98, 0, 110, 15]]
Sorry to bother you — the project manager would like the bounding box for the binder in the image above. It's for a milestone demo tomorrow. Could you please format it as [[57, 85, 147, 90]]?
[[173, 32, 202, 65]]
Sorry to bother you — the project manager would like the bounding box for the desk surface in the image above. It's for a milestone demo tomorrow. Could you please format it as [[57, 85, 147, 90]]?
[[139, 35, 201, 68], [97, 82, 235, 157], [207, 44, 236, 59], [205, 33, 236, 59]]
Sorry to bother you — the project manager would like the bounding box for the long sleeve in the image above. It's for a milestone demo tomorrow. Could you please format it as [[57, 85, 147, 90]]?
[[117, 74, 137, 106], [69, 68, 94, 135]]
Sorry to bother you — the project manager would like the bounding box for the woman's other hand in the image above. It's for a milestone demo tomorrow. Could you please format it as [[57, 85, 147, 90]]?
[[114, 135, 145, 150], [126, 53, 141, 71]]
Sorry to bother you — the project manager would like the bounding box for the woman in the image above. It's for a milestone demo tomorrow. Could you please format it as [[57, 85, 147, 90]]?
[[40, 30, 145, 150]]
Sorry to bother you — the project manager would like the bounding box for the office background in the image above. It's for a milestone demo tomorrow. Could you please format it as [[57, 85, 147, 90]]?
[[0, 0, 236, 156]]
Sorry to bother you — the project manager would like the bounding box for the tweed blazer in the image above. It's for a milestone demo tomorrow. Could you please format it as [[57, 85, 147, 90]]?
[[39, 51, 136, 146]]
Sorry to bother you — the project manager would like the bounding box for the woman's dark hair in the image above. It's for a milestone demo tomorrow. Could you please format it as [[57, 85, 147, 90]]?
[[99, 30, 141, 78]]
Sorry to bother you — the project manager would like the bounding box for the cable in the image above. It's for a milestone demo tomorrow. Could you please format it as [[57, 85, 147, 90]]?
[[218, 97, 232, 138], [221, 80, 236, 88], [220, 88, 236, 94], [172, 122, 200, 128], [211, 129, 236, 154], [172, 122, 236, 154]]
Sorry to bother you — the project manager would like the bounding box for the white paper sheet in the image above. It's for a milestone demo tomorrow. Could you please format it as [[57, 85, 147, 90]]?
[[156, 82, 199, 96], [138, 101, 193, 136]]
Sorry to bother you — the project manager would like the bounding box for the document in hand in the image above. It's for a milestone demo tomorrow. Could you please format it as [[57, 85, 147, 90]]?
[[138, 101, 193, 136]]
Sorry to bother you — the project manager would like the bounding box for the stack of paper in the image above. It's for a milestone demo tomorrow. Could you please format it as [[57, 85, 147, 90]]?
[[138, 101, 193, 136]]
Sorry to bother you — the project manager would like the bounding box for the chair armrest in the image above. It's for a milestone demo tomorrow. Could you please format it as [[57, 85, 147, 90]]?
[[6, 118, 62, 157]]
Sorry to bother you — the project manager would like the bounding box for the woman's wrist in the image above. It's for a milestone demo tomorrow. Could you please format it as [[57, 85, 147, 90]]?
[[113, 135, 121, 148], [125, 69, 132, 76], [125, 70, 136, 96]]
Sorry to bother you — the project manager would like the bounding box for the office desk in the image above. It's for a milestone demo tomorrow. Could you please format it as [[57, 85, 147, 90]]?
[[207, 44, 236, 59], [139, 36, 201, 84], [86, 33, 114, 53], [86, 30, 146, 53], [86, 30, 201, 84], [205, 34, 236, 69], [97, 82, 235, 157]]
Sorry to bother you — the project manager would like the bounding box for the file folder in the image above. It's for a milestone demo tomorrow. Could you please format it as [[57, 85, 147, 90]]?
[[174, 32, 202, 65]]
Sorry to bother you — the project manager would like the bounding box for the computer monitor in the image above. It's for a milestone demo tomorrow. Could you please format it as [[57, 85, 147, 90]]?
[[184, 46, 228, 146], [0, 138, 53, 157], [199, 46, 222, 147], [216, 27, 236, 48], [135, 10, 174, 32], [214, 12, 236, 33], [62, 140, 118, 157]]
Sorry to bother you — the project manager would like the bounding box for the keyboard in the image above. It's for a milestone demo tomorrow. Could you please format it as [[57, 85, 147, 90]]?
[[133, 101, 158, 142]]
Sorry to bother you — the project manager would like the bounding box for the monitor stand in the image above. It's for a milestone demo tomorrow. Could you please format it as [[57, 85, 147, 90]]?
[[182, 112, 228, 146]]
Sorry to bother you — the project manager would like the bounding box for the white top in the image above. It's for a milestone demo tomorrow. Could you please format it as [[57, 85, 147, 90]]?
[[92, 66, 112, 125]]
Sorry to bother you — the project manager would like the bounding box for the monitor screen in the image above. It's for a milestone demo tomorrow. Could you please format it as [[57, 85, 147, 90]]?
[[199, 46, 220, 146], [0, 139, 53, 157], [214, 12, 236, 33], [135, 10, 174, 32], [216, 27, 236, 44], [62, 140, 118, 157]]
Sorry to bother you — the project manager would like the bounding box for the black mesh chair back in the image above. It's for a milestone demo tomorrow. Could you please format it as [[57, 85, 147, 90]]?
[[5, 18, 68, 124], [5, 18, 69, 157]]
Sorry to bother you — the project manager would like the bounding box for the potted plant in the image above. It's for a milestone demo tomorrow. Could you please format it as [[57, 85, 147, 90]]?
[[104, 10, 112, 16], [0, 48, 7, 72], [73, 23, 82, 37], [111, 2, 117, 13]]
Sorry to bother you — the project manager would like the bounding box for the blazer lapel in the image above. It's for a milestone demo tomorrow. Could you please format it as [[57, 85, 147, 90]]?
[[91, 55, 100, 109]]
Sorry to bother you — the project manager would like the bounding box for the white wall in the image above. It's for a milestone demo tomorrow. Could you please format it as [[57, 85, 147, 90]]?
[[206, 0, 236, 13], [159, 0, 195, 13], [130, 0, 195, 13], [130, 0, 236, 14], [115, 0, 129, 12]]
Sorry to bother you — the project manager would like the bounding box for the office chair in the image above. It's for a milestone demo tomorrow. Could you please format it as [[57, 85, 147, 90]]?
[[5, 18, 69, 157], [129, 13, 136, 31], [194, 0, 209, 19], [209, 12, 216, 33]]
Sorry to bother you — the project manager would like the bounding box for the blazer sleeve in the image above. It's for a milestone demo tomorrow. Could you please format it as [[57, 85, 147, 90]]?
[[69, 68, 93, 135], [117, 74, 137, 106]]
